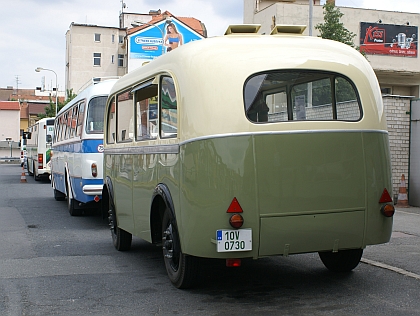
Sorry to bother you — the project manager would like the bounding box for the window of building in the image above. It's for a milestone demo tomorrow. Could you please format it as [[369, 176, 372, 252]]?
[[244, 70, 361, 123], [118, 54, 124, 67], [94, 33, 101, 42], [160, 76, 177, 138], [112, 34, 115, 43], [119, 35, 124, 44], [93, 53, 101, 66], [111, 55, 115, 64]]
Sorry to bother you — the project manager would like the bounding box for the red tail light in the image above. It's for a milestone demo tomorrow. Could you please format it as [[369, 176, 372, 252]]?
[[381, 204, 395, 217], [379, 188, 395, 217], [229, 213, 244, 228], [38, 154, 43, 169], [91, 163, 98, 177], [227, 198, 244, 228], [226, 258, 241, 267]]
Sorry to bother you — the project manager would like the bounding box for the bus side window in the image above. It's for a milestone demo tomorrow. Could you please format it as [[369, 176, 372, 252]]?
[[134, 83, 158, 141], [117, 90, 133, 142], [107, 97, 116, 144], [160, 76, 177, 138], [77, 101, 85, 137]]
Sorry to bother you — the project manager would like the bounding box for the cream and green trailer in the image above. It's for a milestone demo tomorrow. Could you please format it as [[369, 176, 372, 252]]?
[[102, 25, 395, 288]]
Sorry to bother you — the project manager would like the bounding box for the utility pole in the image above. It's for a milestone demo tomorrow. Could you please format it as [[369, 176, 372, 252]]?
[[309, 0, 313, 36], [15, 75, 21, 101]]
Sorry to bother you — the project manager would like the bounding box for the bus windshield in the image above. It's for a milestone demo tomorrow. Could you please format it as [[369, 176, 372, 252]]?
[[86, 96, 107, 133]]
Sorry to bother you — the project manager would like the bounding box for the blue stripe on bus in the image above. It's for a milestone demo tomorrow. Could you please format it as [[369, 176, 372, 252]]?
[[53, 139, 103, 154], [53, 176, 103, 204], [72, 178, 103, 204]]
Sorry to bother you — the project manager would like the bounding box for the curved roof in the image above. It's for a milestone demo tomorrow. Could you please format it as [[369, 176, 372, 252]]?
[[110, 32, 385, 140]]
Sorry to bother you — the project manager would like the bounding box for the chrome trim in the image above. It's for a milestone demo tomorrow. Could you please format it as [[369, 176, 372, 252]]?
[[104, 144, 180, 155], [82, 184, 103, 196], [103, 130, 388, 154], [179, 129, 389, 146]]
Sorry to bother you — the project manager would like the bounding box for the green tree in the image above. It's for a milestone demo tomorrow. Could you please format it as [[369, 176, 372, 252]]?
[[38, 89, 77, 119], [315, 2, 356, 48]]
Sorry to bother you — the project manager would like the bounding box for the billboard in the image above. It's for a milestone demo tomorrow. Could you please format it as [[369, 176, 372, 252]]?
[[129, 19, 203, 60], [360, 22, 418, 57]]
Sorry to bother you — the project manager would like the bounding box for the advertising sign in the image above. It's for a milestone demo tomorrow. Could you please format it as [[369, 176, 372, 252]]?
[[360, 22, 418, 57], [129, 19, 203, 60]]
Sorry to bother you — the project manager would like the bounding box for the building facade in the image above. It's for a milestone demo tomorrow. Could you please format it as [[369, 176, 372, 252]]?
[[65, 10, 206, 93], [65, 24, 126, 93], [0, 101, 21, 158]]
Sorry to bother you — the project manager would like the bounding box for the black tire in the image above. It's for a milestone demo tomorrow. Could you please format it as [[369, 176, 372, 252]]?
[[66, 180, 82, 216], [108, 195, 132, 251], [319, 249, 363, 272], [54, 188, 66, 201], [27, 161, 33, 176], [162, 209, 199, 289], [34, 163, 40, 181]]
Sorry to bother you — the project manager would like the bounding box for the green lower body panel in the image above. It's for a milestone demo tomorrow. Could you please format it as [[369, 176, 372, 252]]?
[[259, 210, 365, 256]]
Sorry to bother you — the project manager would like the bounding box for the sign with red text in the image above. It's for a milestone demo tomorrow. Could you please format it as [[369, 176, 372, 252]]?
[[359, 22, 418, 57]]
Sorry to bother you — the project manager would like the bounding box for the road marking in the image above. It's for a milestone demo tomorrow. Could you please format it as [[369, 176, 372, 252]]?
[[397, 210, 420, 216], [361, 258, 420, 280]]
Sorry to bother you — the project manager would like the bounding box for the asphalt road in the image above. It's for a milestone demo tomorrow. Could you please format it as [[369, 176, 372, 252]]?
[[0, 163, 419, 316]]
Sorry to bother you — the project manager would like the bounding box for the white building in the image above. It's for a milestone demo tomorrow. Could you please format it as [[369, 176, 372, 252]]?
[[0, 101, 20, 159], [65, 24, 126, 93]]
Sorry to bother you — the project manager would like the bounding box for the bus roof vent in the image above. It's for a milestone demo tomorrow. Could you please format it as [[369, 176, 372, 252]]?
[[224, 24, 261, 35], [270, 25, 306, 35]]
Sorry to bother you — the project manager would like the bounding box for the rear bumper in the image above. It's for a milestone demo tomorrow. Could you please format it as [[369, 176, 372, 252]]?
[[82, 185, 102, 196]]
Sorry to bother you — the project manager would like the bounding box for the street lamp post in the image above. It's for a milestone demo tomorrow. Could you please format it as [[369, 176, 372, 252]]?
[[35, 67, 58, 117], [6, 138, 12, 158], [133, 21, 166, 55]]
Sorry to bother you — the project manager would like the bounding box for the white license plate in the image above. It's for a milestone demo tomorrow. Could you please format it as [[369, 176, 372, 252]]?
[[216, 229, 252, 252]]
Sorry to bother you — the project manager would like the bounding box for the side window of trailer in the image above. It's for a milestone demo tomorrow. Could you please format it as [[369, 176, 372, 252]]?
[[244, 70, 362, 123], [160, 76, 178, 138]]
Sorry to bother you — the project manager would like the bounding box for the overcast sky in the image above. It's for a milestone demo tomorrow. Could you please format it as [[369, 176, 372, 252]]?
[[0, 0, 419, 91]]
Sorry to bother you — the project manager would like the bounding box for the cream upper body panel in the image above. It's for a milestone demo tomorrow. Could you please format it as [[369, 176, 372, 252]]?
[[109, 33, 385, 144]]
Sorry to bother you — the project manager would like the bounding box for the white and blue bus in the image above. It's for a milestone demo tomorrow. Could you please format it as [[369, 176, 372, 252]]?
[[51, 78, 118, 216]]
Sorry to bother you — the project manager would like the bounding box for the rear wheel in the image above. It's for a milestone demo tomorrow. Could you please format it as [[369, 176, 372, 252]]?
[[66, 180, 82, 216], [318, 249, 363, 272], [27, 160, 33, 176], [34, 163, 40, 181], [54, 188, 66, 201], [162, 209, 199, 289], [108, 195, 132, 251]]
